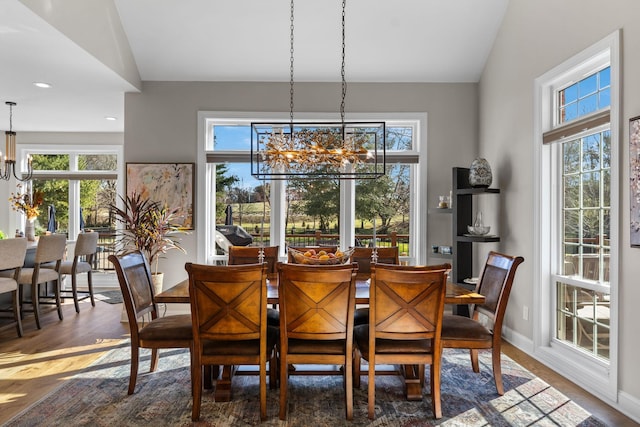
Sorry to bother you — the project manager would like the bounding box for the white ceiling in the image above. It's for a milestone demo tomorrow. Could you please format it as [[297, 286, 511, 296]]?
[[0, 0, 508, 133]]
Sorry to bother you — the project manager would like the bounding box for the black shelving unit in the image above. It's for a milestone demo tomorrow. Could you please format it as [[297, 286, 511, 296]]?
[[451, 167, 500, 316]]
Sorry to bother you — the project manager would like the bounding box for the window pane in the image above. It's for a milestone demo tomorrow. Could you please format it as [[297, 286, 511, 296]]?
[[557, 67, 610, 124], [564, 175, 580, 209], [32, 178, 69, 235], [80, 179, 116, 229], [603, 170, 610, 207], [78, 154, 117, 171], [386, 127, 413, 151], [31, 154, 69, 171], [355, 164, 410, 255], [581, 172, 600, 208], [582, 209, 600, 242], [577, 94, 598, 116], [563, 140, 580, 173], [599, 88, 611, 109], [582, 134, 601, 171], [560, 104, 578, 123], [562, 83, 578, 104], [599, 67, 611, 89], [602, 130, 611, 169], [578, 74, 597, 98], [213, 125, 250, 151], [563, 244, 579, 275], [215, 163, 269, 247], [564, 210, 580, 241], [286, 178, 340, 247]]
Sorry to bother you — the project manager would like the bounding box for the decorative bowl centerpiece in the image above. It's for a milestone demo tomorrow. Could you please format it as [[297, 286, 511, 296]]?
[[467, 225, 491, 236], [288, 247, 354, 265]]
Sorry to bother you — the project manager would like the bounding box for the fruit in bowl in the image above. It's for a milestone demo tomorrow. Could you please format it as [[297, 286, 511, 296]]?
[[288, 247, 354, 265], [467, 225, 491, 235]]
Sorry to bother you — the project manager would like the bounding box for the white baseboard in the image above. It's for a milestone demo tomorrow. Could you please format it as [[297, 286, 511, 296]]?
[[618, 391, 640, 424]]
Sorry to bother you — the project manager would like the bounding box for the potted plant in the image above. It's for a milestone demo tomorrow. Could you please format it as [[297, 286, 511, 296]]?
[[111, 192, 187, 293]]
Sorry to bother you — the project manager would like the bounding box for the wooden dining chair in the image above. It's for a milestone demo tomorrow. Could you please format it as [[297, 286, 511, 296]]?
[[440, 251, 524, 395], [108, 250, 193, 395], [228, 245, 280, 327], [58, 231, 99, 312], [228, 245, 279, 278], [350, 247, 400, 326], [277, 262, 358, 421], [17, 233, 67, 329], [0, 238, 28, 337], [353, 263, 449, 419], [185, 262, 278, 421], [349, 246, 399, 280]]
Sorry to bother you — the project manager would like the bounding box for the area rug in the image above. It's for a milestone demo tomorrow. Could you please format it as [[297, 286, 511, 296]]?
[[5, 343, 607, 427], [94, 290, 123, 304]]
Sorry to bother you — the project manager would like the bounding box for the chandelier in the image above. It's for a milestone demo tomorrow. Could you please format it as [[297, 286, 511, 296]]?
[[251, 0, 385, 180], [1, 101, 32, 182]]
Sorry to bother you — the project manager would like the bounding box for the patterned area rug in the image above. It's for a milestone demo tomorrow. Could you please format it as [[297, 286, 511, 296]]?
[[5, 343, 607, 427], [94, 290, 123, 304]]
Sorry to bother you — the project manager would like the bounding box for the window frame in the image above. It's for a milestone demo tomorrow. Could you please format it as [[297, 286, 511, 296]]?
[[196, 111, 427, 266], [18, 144, 121, 241], [533, 31, 619, 402]]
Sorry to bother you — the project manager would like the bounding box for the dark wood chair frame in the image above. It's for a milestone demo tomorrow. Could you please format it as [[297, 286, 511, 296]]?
[[109, 250, 194, 395], [185, 262, 276, 421], [354, 263, 449, 419], [440, 251, 524, 395], [349, 246, 400, 280], [277, 261, 358, 421]]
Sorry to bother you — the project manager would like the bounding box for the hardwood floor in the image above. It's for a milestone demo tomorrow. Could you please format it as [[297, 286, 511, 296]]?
[[0, 297, 636, 426]]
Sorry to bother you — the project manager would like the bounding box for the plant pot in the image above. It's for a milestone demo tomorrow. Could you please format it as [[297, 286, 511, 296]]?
[[151, 272, 164, 296]]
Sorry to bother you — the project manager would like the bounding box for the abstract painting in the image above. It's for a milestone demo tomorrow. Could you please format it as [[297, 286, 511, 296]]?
[[126, 163, 194, 230], [630, 116, 640, 246]]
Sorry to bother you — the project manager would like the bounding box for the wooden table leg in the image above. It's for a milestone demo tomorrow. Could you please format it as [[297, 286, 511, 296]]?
[[214, 365, 236, 402], [402, 364, 424, 401], [204, 365, 220, 390]]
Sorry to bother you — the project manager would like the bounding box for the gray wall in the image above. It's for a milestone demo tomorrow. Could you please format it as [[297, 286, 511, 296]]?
[[124, 80, 479, 290], [479, 0, 640, 407]]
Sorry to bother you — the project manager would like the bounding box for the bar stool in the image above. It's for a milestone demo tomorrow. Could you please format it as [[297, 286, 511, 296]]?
[[59, 231, 99, 313]]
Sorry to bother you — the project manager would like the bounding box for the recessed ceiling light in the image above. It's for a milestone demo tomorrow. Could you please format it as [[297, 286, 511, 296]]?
[[105, 116, 117, 121], [33, 82, 52, 88]]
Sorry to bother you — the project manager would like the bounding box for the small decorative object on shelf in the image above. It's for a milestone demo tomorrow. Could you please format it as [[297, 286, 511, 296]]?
[[467, 211, 490, 235], [438, 195, 450, 208], [469, 158, 493, 188]]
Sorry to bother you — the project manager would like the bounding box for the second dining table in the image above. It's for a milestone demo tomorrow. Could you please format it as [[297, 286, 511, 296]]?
[[156, 276, 485, 402]]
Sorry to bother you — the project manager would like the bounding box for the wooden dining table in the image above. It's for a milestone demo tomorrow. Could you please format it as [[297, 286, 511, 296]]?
[[156, 277, 485, 402], [155, 278, 485, 306]]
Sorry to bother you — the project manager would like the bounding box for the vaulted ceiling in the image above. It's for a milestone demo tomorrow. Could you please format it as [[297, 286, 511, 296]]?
[[0, 0, 508, 132]]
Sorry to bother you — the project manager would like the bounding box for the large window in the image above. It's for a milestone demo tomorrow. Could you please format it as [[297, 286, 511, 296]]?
[[535, 31, 619, 401], [202, 113, 424, 265]]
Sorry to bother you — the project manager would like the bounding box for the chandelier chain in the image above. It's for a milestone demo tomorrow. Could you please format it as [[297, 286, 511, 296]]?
[[289, 0, 295, 124], [341, 0, 347, 124]]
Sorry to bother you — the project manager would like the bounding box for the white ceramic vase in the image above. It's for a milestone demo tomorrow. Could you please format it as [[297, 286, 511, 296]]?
[[25, 218, 36, 241]]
